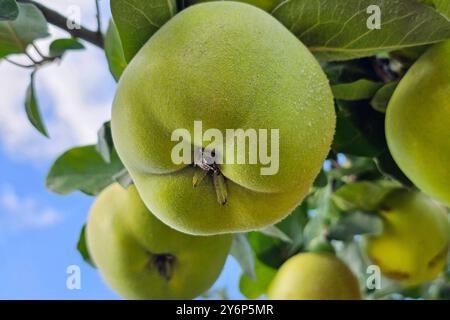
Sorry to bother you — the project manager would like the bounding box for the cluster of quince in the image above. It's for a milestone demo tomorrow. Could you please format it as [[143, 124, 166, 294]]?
[[86, 2, 450, 299]]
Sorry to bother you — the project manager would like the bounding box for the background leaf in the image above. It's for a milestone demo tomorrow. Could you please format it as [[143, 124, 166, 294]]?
[[332, 79, 383, 101], [375, 150, 414, 187], [332, 181, 397, 212], [111, 0, 176, 62], [46, 145, 124, 196], [104, 19, 127, 81], [49, 38, 84, 57], [230, 233, 255, 280], [239, 257, 276, 299], [313, 168, 328, 188], [95, 121, 113, 163], [332, 101, 386, 157], [113, 168, 133, 188], [328, 211, 383, 241], [248, 202, 308, 268], [420, 0, 450, 19], [25, 71, 48, 137], [0, 3, 48, 58], [273, 0, 450, 61], [77, 224, 95, 268], [258, 225, 292, 243], [0, 0, 18, 21], [370, 81, 398, 112]]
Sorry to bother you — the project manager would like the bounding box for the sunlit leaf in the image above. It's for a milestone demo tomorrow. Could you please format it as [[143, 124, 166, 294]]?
[[230, 233, 255, 280], [273, 0, 450, 61], [111, 0, 176, 62], [0, 3, 48, 58], [49, 38, 84, 57], [104, 20, 127, 81], [46, 146, 125, 196], [25, 71, 48, 137], [0, 0, 18, 21]]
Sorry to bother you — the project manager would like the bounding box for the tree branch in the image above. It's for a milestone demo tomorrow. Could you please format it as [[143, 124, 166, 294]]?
[[17, 0, 104, 48], [95, 0, 102, 33]]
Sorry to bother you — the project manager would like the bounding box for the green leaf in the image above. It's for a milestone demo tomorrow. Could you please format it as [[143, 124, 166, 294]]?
[[420, 0, 450, 19], [248, 202, 308, 268], [96, 121, 113, 163], [77, 224, 95, 268], [332, 101, 386, 157], [313, 168, 328, 188], [239, 258, 276, 299], [329, 156, 380, 181], [113, 168, 133, 188], [49, 38, 84, 57], [432, 0, 450, 18], [307, 235, 335, 254], [25, 71, 48, 137], [324, 60, 378, 85], [0, 3, 48, 58], [104, 20, 127, 81], [332, 181, 397, 212], [258, 225, 292, 243], [0, 0, 18, 21], [46, 145, 125, 196], [273, 0, 450, 61], [110, 0, 176, 62], [375, 150, 414, 187], [230, 233, 255, 280], [332, 79, 383, 101], [335, 241, 369, 287], [328, 211, 383, 241], [370, 81, 398, 113], [201, 287, 229, 300]]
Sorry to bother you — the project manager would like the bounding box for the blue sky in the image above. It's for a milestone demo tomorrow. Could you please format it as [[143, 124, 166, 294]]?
[[0, 0, 243, 300]]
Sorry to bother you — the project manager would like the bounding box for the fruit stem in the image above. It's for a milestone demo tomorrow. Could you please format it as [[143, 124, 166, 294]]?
[[192, 147, 228, 206]]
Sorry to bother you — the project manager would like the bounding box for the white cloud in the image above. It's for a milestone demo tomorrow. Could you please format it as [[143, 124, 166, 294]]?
[[0, 0, 114, 164], [0, 184, 62, 232]]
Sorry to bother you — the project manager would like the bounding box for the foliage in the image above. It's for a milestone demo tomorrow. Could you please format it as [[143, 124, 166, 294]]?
[[1, 0, 450, 300]]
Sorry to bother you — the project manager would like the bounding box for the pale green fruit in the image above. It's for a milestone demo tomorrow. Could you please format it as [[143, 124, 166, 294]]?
[[112, 2, 335, 235], [86, 184, 232, 300], [366, 188, 450, 286], [267, 253, 362, 300], [386, 41, 450, 206], [193, 0, 283, 12]]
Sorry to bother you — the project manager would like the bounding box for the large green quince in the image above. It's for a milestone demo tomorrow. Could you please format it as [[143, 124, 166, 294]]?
[[193, 0, 283, 12], [386, 41, 450, 206], [112, 2, 335, 235], [366, 188, 450, 286], [267, 253, 362, 300], [86, 184, 232, 299]]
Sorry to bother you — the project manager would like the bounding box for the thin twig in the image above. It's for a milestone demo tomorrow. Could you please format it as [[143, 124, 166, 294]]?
[[4, 58, 35, 68], [17, 0, 104, 48], [95, 0, 102, 33], [31, 43, 47, 59], [25, 51, 38, 64]]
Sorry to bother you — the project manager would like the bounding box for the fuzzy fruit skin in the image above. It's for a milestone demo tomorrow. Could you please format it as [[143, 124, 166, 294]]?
[[267, 253, 362, 300], [386, 41, 450, 207], [366, 189, 450, 286], [194, 0, 282, 11], [86, 184, 231, 300], [112, 2, 335, 235]]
